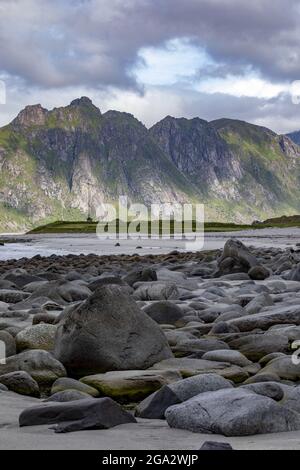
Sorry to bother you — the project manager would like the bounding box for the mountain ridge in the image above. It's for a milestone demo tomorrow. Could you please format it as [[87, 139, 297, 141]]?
[[0, 97, 299, 231]]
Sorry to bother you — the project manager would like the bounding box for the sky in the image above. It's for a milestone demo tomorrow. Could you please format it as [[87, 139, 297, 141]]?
[[1, 0, 300, 133]]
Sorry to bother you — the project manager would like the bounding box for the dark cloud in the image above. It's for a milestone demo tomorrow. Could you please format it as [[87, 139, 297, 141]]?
[[1, 0, 300, 133], [0, 0, 299, 89]]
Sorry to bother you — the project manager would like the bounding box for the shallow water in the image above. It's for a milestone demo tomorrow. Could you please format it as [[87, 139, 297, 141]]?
[[0, 227, 299, 261]]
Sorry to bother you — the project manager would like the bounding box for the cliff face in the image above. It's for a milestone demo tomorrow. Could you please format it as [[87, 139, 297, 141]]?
[[0, 97, 299, 231]]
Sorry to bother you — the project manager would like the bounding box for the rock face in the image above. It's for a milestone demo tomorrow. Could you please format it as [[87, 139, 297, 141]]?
[[19, 397, 136, 433], [165, 388, 300, 436], [54, 285, 173, 377]]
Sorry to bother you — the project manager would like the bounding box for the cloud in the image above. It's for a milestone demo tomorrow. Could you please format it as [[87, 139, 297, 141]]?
[[1, 0, 300, 133]]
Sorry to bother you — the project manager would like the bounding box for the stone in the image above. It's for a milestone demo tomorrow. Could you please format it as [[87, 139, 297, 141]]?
[[215, 239, 258, 276], [255, 356, 300, 382], [80, 369, 181, 403], [54, 285, 172, 377], [149, 357, 232, 377], [143, 301, 184, 325], [17, 280, 91, 307], [16, 324, 57, 352], [133, 282, 179, 301], [136, 373, 233, 419], [51, 377, 100, 397], [248, 265, 270, 280], [19, 397, 137, 433], [87, 276, 126, 291], [258, 352, 286, 367], [202, 350, 252, 367], [165, 388, 300, 436], [0, 350, 66, 388], [241, 382, 284, 401], [228, 333, 290, 362], [0, 289, 30, 304], [0, 371, 40, 397], [281, 386, 300, 414], [123, 268, 157, 286], [287, 264, 300, 281], [228, 304, 300, 332], [200, 441, 233, 450], [45, 390, 92, 402], [244, 293, 274, 315]]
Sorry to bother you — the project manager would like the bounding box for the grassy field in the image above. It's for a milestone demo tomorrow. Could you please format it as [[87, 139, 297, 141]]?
[[26, 217, 300, 235]]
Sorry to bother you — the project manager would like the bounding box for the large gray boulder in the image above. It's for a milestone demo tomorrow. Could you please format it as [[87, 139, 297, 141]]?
[[19, 397, 136, 433], [215, 240, 259, 276], [136, 373, 233, 419], [165, 388, 300, 436], [54, 285, 173, 377]]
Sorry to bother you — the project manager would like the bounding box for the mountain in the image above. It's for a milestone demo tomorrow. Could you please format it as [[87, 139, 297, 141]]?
[[0, 97, 300, 231], [151, 117, 300, 222], [286, 130, 300, 146]]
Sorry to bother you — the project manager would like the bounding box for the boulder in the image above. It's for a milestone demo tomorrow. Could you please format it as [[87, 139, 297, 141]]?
[[136, 373, 233, 419], [0, 289, 30, 304], [80, 369, 181, 403], [248, 266, 270, 280], [215, 240, 258, 276], [133, 282, 179, 301], [123, 268, 157, 287], [19, 397, 136, 433], [202, 350, 252, 367], [16, 324, 57, 352], [228, 333, 290, 362], [54, 285, 173, 377], [255, 356, 300, 382], [143, 301, 183, 325], [51, 377, 100, 397], [200, 441, 233, 450], [0, 371, 40, 397], [45, 390, 92, 402], [165, 388, 300, 436], [287, 264, 300, 281], [0, 350, 66, 388], [244, 293, 273, 315], [227, 304, 300, 332]]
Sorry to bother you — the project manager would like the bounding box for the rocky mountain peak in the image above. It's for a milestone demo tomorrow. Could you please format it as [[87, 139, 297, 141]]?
[[69, 96, 101, 114], [12, 104, 48, 128]]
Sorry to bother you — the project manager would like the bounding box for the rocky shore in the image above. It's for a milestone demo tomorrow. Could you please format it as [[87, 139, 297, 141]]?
[[0, 239, 300, 448]]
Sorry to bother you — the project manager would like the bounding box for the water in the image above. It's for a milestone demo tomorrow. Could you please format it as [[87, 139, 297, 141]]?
[[0, 228, 299, 261]]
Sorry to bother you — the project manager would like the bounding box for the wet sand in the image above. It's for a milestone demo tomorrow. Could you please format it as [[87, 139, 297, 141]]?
[[0, 227, 299, 261]]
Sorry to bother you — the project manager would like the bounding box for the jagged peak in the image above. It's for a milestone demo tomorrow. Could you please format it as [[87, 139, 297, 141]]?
[[70, 96, 94, 107], [12, 104, 48, 127]]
